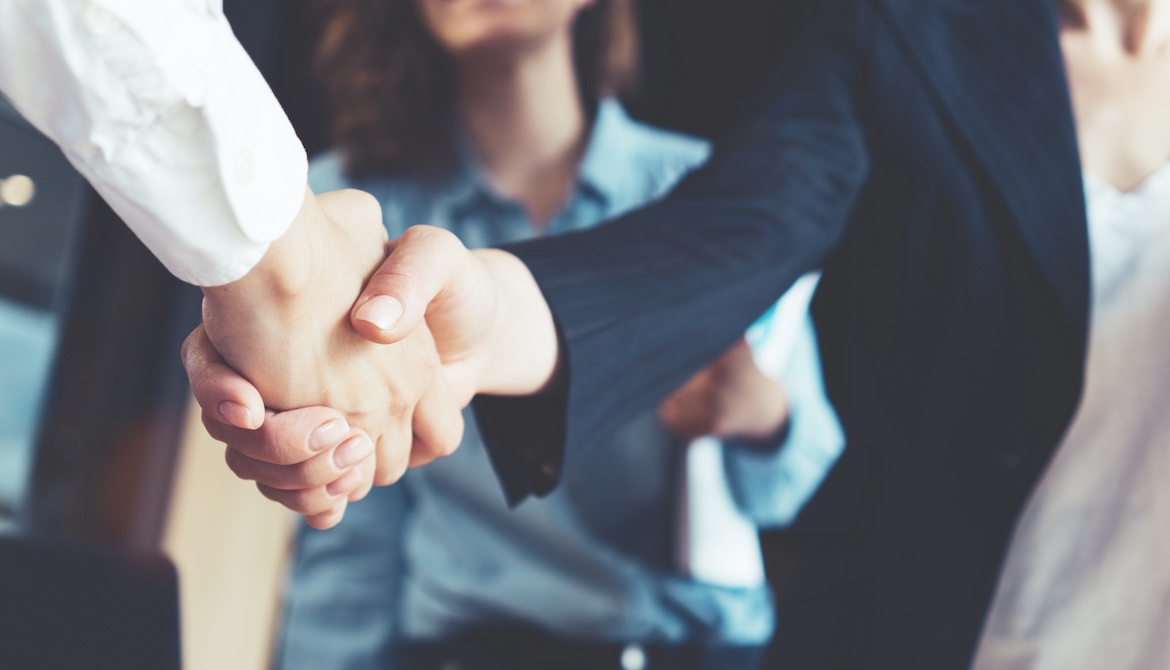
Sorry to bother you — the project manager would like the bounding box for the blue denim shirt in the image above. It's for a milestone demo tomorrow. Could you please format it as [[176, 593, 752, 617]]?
[[277, 101, 843, 669]]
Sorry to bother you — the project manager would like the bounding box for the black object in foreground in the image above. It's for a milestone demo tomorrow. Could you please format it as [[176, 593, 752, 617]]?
[[0, 536, 180, 669]]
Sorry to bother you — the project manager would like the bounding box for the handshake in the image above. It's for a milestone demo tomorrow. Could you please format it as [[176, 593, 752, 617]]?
[[186, 188, 561, 529], [187, 188, 791, 529]]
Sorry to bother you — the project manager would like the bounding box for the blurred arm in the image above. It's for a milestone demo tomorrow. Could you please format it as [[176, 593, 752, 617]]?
[[469, 4, 874, 502]]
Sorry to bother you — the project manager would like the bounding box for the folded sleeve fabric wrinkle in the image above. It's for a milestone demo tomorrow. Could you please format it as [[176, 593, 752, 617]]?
[[0, 0, 306, 286]]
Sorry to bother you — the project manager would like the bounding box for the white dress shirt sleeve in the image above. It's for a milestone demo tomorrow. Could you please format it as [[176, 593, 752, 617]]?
[[0, 0, 307, 286]]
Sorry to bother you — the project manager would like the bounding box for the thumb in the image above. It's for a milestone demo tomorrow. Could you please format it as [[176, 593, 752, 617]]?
[[351, 225, 468, 344], [181, 324, 266, 430]]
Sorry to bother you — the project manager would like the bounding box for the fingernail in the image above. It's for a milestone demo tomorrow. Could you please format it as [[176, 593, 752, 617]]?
[[356, 295, 404, 332], [219, 401, 255, 429], [333, 434, 374, 469], [310, 419, 349, 452]]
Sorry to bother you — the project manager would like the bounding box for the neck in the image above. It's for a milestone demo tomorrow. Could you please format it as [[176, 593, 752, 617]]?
[[1062, 0, 1170, 55], [455, 34, 589, 226]]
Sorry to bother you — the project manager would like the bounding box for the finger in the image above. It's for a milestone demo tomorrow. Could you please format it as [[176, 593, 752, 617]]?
[[372, 415, 413, 487], [351, 225, 467, 344], [223, 431, 374, 490], [408, 377, 465, 468], [256, 480, 354, 517], [206, 406, 351, 466], [347, 454, 376, 503], [182, 325, 264, 430], [304, 501, 348, 530]]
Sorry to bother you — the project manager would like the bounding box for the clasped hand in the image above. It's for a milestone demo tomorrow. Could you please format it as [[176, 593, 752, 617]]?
[[185, 189, 785, 529], [188, 189, 513, 528], [185, 188, 789, 529]]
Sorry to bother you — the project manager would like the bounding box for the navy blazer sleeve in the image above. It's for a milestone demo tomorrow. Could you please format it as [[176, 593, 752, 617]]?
[[474, 2, 874, 503]]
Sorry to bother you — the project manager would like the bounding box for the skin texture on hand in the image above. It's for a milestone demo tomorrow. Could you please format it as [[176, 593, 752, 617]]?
[[186, 221, 560, 528], [351, 225, 562, 397], [194, 192, 463, 528], [184, 326, 379, 529], [658, 338, 790, 443]]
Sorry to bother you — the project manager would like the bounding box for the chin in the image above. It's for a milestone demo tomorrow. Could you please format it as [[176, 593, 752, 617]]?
[[466, 0, 528, 9], [447, 23, 550, 59], [424, 0, 566, 57]]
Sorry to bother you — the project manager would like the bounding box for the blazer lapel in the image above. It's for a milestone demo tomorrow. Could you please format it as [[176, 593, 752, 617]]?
[[877, 0, 1090, 348]]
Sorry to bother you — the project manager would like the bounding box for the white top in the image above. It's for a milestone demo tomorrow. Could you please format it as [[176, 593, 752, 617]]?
[[0, 0, 307, 286], [973, 162, 1170, 669]]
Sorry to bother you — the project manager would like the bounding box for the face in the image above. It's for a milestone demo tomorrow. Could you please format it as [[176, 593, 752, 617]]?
[[413, 0, 596, 60]]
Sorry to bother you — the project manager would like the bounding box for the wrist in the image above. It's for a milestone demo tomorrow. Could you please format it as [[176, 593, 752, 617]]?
[[474, 249, 562, 396], [199, 187, 337, 394], [202, 186, 319, 314], [728, 376, 790, 442]]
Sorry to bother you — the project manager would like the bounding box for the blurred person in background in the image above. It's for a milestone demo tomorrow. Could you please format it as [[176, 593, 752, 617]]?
[[265, 0, 842, 668], [968, 0, 1170, 666]]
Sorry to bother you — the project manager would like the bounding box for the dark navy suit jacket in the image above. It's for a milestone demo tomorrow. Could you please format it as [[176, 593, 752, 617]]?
[[475, 0, 1091, 666]]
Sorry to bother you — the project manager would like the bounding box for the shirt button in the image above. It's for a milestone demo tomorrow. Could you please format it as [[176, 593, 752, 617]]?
[[83, 2, 122, 37], [620, 643, 647, 670], [1003, 452, 1021, 470], [233, 148, 256, 188]]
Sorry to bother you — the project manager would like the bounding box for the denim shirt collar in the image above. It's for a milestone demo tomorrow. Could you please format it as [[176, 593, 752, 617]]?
[[436, 98, 638, 218], [577, 98, 642, 204]]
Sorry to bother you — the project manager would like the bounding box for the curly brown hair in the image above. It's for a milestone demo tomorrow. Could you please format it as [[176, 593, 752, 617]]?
[[316, 0, 639, 178]]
